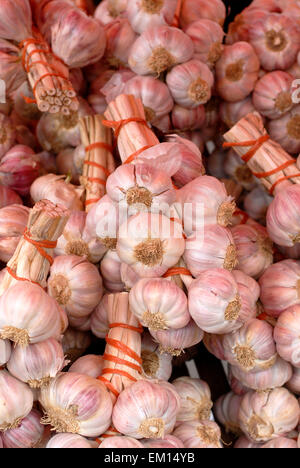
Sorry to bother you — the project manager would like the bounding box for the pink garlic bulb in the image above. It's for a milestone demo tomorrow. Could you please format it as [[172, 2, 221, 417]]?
[[112, 380, 180, 439], [172, 377, 213, 424], [55, 211, 91, 259], [253, 71, 294, 120], [179, 0, 226, 29], [224, 149, 256, 190], [100, 436, 144, 448], [244, 186, 273, 222], [230, 358, 292, 392], [239, 388, 299, 443], [120, 262, 141, 290], [101, 69, 136, 104], [274, 305, 300, 367], [259, 260, 300, 317], [173, 420, 222, 448], [0, 204, 29, 263], [0, 113, 15, 159], [223, 319, 277, 373], [125, 0, 177, 34], [0, 39, 26, 98], [30, 174, 83, 211], [129, 278, 189, 331], [261, 437, 298, 449], [176, 176, 235, 236], [123, 75, 174, 123], [39, 372, 113, 437], [142, 435, 184, 448], [69, 67, 86, 95], [185, 19, 224, 68], [150, 319, 203, 356], [232, 270, 260, 322], [68, 314, 92, 332], [231, 224, 273, 279], [0, 338, 11, 366], [220, 97, 256, 129], [171, 105, 205, 131], [188, 269, 244, 334], [203, 333, 226, 361], [94, 0, 127, 25], [0, 282, 67, 346], [0, 145, 39, 196], [56, 148, 81, 184], [0, 369, 33, 431], [106, 162, 175, 216], [2, 408, 44, 448], [7, 338, 68, 388], [216, 42, 260, 102], [141, 332, 172, 381], [105, 18, 137, 68], [234, 436, 261, 449], [51, 8, 106, 68], [166, 60, 214, 108], [227, 366, 250, 396], [268, 105, 300, 154], [46, 433, 94, 449], [0, 186, 22, 209], [100, 250, 124, 292], [48, 255, 103, 318], [214, 392, 242, 435], [184, 225, 237, 277], [128, 25, 194, 76], [90, 295, 109, 339], [249, 14, 300, 71], [117, 212, 185, 278], [62, 328, 92, 363], [278, 243, 300, 260], [286, 366, 300, 395], [69, 355, 104, 379]]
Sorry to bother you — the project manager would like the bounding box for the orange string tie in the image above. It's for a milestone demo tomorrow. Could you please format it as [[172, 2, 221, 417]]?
[[23, 228, 57, 266], [102, 117, 149, 146], [223, 134, 270, 163], [234, 209, 249, 225], [6, 266, 43, 289], [109, 322, 143, 334], [102, 354, 142, 373], [163, 267, 192, 278], [269, 173, 300, 195], [123, 145, 154, 164], [97, 376, 119, 398], [85, 142, 113, 154], [21, 93, 37, 104], [252, 159, 296, 179], [105, 336, 142, 365], [85, 198, 101, 206]]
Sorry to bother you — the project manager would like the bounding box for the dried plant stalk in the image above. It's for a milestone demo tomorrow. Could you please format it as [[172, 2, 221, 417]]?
[[104, 94, 159, 164], [80, 114, 115, 212], [223, 112, 299, 195], [0, 199, 70, 295]]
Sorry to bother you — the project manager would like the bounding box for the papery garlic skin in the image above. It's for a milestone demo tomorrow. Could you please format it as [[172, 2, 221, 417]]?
[[233, 436, 261, 449], [188, 269, 243, 335], [185, 19, 224, 68], [166, 60, 214, 109], [286, 366, 300, 395], [105, 18, 137, 67], [39, 372, 113, 437], [141, 332, 172, 381], [112, 380, 180, 439], [48, 255, 103, 318], [184, 225, 237, 277], [172, 377, 213, 424], [30, 174, 83, 211], [2, 409, 44, 448], [214, 392, 242, 435], [68, 314, 92, 333], [261, 438, 298, 449], [0, 186, 22, 209], [0, 370, 33, 431], [0, 282, 67, 346], [0, 338, 11, 366], [220, 97, 256, 129], [274, 305, 300, 367], [46, 433, 94, 449], [100, 250, 124, 293], [173, 420, 222, 448], [253, 71, 294, 120], [0, 204, 30, 263], [129, 278, 189, 331], [128, 25, 194, 76], [90, 295, 109, 339], [55, 211, 90, 259], [179, 0, 226, 29], [203, 333, 226, 361], [259, 260, 300, 317], [99, 436, 144, 448], [239, 388, 300, 443], [125, 0, 177, 34], [69, 355, 104, 379], [62, 328, 92, 363], [117, 212, 185, 278], [150, 319, 203, 356], [7, 338, 68, 388], [232, 270, 260, 324], [142, 435, 184, 448]]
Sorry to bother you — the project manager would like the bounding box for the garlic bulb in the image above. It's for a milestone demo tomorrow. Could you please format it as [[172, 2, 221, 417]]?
[[253, 71, 294, 120], [172, 377, 213, 424], [214, 392, 242, 435], [203, 333, 226, 361], [30, 174, 83, 211], [261, 438, 298, 449], [105, 18, 137, 67], [62, 328, 92, 363], [100, 250, 124, 292], [223, 319, 277, 373], [55, 211, 91, 259], [150, 319, 203, 356], [232, 270, 260, 324], [39, 372, 113, 437], [224, 149, 256, 191], [141, 332, 172, 381], [69, 355, 104, 379], [0, 186, 22, 209], [46, 433, 94, 449], [99, 436, 144, 448], [129, 277, 189, 331], [125, 0, 177, 34], [179, 0, 226, 30], [220, 97, 256, 130], [0, 204, 30, 263], [171, 105, 205, 131], [239, 388, 299, 443], [128, 25, 194, 76], [173, 420, 222, 448], [184, 225, 237, 277], [286, 366, 300, 395], [142, 435, 184, 448], [274, 305, 300, 367], [68, 314, 92, 332], [244, 186, 273, 223], [0, 282, 67, 346], [48, 255, 103, 318], [90, 295, 109, 339], [2, 409, 44, 448], [112, 380, 180, 439], [120, 262, 141, 291], [186, 19, 224, 68], [117, 212, 185, 278], [234, 436, 261, 449], [0, 370, 33, 431], [0, 338, 11, 367]]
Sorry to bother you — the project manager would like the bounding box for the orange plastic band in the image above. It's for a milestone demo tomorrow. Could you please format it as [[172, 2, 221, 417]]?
[[105, 337, 142, 365], [163, 267, 192, 278], [95, 438, 102, 445], [109, 322, 143, 334], [83, 161, 111, 177], [85, 142, 113, 153], [269, 173, 300, 195], [252, 159, 296, 179], [234, 209, 249, 224], [21, 93, 37, 104], [102, 117, 148, 142], [100, 426, 119, 439], [97, 376, 119, 397], [103, 353, 142, 373], [223, 135, 270, 163], [23, 228, 57, 266], [32, 72, 70, 96], [6, 266, 43, 288], [85, 198, 100, 206], [87, 176, 106, 186], [101, 368, 138, 382], [123, 145, 153, 164]]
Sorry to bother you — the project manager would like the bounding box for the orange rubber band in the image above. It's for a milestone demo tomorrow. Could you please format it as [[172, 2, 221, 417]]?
[[87, 177, 106, 186], [103, 353, 142, 372], [269, 173, 300, 195], [163, 267, 192, 278], [21, 93, 37, 104], [23, 228, 57, 266], [102, 117, 148, 142], [101, 368, 138, 382], [6, 266, 43, 288], [109, 323, 143, 333], [123, 145, 153, 164], [85, 142, 113, 153], [223, 135, 270, 163], [85, 198, 100, 206], [252, 159, 296, 179], [105, 337, 142, 365], [234, 209, 249, 224], [83, 160, 111, 177], [97, 376, 119, 397]]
